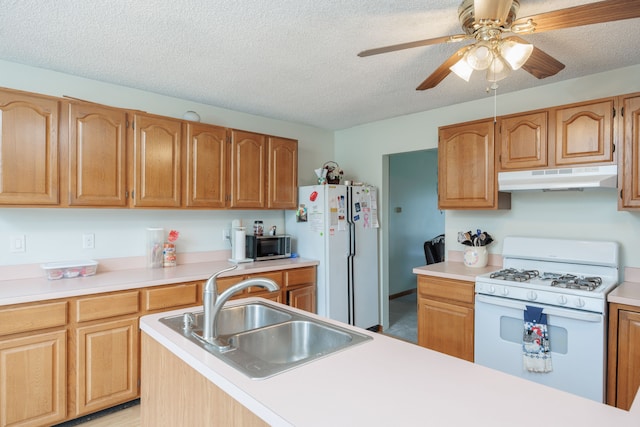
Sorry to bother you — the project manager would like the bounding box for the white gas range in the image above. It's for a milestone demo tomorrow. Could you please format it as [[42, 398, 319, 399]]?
[[474, 236, 619, 403]]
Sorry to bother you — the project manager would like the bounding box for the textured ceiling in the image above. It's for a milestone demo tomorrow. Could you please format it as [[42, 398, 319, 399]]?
[[0, 0, 638, 130]]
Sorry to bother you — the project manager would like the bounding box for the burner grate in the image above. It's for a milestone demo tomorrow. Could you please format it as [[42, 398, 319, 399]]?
[[490, 268, 539, 282], [549, 274, 603, 291]]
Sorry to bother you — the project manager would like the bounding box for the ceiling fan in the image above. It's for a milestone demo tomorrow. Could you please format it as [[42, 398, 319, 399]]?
[[358, 0, 640, 90]]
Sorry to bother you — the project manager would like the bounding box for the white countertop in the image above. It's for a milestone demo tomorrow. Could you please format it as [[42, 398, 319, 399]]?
[[0, 258, 318, 306], [140, 297, 640, 427], [413, 261, 498, 281], [608, 281, 640, 307]]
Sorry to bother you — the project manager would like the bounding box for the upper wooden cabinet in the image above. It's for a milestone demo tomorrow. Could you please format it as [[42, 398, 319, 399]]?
[[619, 94, 640, 209], [554, 98, 615, 166], [438, 119, 509, 210], [230, 130, 267, 208], [131, 113, 182, 208], [0, 86, 298, 210], [184, 122, 228, 208], [496, 98, 617, 172], [267, 136, 298, 209], [0, 89, 59, 205], [498, 111, 548, 170], [67, 102, 128, 206]]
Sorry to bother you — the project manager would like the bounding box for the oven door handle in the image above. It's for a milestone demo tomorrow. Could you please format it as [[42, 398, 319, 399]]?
[[475, 294, 602, 322]]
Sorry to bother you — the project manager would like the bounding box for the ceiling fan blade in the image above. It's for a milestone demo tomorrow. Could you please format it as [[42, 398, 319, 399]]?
[[358, 34, 468, 57], [512, 0, 640, 34], [474, 0, 513, 24], [416, 46, 471, 91], [507, 36, 565, 79]]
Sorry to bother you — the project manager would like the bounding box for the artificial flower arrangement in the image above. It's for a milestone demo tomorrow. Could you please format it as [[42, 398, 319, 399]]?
[[458, 229, 493, 247]]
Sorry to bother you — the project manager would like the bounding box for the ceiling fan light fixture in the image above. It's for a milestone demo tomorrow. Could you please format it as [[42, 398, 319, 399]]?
[[486, 55, 511, 82], [450, 58, 474, 82], [499, 39, 534, 70], [464, 43, 492, 70]]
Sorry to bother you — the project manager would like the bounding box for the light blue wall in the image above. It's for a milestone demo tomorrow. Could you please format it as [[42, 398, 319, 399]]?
[[388, 150, 443, 295], [0, 60, 335, 266]]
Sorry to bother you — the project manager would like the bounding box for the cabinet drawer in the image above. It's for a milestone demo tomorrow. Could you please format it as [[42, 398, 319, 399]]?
[[0, 301, 67, 336], [418, 276, 474, 305], [143, 283, 198, 311], [75, 291, 139, 322], [247, 271, 283, 294], [285, 267, 316, 287]]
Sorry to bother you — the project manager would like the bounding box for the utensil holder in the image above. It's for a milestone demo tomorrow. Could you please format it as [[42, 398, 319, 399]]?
[[463, 246, 488, 268]]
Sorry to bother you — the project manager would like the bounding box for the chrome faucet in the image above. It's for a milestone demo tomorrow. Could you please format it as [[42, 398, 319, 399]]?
[[202, 265, 279, 349]]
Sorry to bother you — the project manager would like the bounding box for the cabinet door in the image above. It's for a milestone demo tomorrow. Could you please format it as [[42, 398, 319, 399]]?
[[0, 90, 59, 205], [287, 285, 316, 313], [554, 99, 614, 166], [438, 120, 498, 209], [267, 137, 298, 209], [616, 310, 640, 410], [184, 123, 228, 208], [230, 130, 266, 208], [620, 95, 640, 208], [74, 317, 139, 416], [498, 111, 548, 170], [68, 102, 127, 206], [0, 330, 67, 427], [132, 114, 182, 207], [418, 297, 474, 362]]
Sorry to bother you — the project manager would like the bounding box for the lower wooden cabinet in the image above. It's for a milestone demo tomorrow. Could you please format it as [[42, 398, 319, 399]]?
[[417, 275, 474, 362], [287, 285, 316, 313], [73, 317, 139, 416], [608, 303, 640, 410], [0, 330, 67, 427], [0, 265, 316, 426]]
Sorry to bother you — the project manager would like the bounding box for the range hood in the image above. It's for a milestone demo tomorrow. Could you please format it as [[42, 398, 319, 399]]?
[[498, 165, 618, 191]]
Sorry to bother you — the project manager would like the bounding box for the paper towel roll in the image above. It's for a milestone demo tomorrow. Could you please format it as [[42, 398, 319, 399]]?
[[233, 229, 246, 260]]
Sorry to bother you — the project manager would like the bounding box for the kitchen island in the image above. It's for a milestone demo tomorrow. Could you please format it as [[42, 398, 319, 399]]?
[[140, 297, 640, 427]]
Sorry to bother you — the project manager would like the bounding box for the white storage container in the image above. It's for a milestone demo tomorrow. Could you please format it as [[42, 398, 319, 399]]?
[[41, 260, 99, 280]]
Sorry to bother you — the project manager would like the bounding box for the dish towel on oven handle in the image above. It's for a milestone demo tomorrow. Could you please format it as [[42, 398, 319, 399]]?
[[522, 305, 552, 373]]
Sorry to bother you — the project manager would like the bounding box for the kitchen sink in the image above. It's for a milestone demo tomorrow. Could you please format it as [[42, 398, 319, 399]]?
[[228, 320, 354, 364], [159, 300, 372, 379], [159, 301, 292, 336]]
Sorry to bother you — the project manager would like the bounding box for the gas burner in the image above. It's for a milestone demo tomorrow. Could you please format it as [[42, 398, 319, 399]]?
[[550, 275, 603, 291], [490, 268, 539, 282]]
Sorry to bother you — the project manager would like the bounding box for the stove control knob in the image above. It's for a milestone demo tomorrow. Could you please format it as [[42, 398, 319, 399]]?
[[558, 295, 568, 305], [575, 298, 586, 308], [526, 291, 537, 301], [488, 285, 496, 294], [500, 287, 509, 296]]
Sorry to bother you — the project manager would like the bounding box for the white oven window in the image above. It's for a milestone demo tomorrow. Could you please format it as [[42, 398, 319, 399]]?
[[499, 315, 568, 354]]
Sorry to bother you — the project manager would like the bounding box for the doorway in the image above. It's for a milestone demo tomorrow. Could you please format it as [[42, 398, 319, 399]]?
[[385, 149, 443, 342]]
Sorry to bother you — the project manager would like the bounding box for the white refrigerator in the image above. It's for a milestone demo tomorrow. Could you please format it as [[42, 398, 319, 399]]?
[[285, 184, 380, 330]]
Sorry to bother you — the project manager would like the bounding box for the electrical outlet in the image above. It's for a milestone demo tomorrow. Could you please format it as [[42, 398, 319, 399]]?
[[82, 233, 95, 249], [222, 229, 231, 241], [10, 235, 26, 253]]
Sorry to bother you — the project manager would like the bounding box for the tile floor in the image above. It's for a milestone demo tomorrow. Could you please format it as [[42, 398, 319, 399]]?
[[384, 292, 417, 343]]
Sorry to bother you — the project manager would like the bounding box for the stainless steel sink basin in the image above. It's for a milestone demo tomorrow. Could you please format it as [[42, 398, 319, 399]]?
[[159, 300, 372, 379], [228, 320, 354, 364], [159, 301, 292, 336]]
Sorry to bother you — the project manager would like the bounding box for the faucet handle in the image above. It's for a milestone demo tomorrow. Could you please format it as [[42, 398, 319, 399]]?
[[182, 312, 195, 331]]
